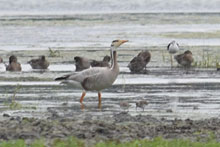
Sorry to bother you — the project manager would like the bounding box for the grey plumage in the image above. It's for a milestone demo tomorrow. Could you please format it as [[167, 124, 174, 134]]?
[[55, 40, 128, 108], [28, 56, 49, 69]]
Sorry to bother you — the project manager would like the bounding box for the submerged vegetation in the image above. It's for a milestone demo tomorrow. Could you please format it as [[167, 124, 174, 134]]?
[[192, 50, 220, 68], [1, 137, 220, 147], [3, 85, 36, 110], [48, 47, 61, 57], [4, 84, 23, 110]]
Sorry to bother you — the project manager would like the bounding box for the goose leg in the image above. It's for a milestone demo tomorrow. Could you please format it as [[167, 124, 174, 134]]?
[[98, 92, 102, 109], [80, 91, 86, 109]]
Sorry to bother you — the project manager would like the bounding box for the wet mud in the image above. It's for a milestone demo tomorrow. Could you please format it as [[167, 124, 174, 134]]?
[[1, 112, 220, 146]]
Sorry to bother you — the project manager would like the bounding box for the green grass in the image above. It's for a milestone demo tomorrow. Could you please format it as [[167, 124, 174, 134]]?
[[192, 50, 220, 68], [1, 137, 220, 147], [3, 84, 23, 110], [48, 47, 61, 57]]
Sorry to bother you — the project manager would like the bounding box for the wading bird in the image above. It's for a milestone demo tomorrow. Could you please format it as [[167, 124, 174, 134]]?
[[28, 55, 49, 69], [0, 57, 3, 63], [128, 50, 151, 73], [167, 40, 181, 67], [55, 40, 128, 109], [174, 50, 193, 68], [136, 100, 148, 111], [6, 55, 22, 71], [119, 101, 131, 111]]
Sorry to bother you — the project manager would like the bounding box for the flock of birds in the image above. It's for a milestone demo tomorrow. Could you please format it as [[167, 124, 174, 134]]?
[[0, 40, 218, 110], [0, 40, 194, 73]]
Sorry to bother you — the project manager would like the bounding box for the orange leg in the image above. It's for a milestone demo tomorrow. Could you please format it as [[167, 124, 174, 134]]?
[[98, 92, 102, 109], [80, 92, 86, 109], [80, 91, 86, 103]]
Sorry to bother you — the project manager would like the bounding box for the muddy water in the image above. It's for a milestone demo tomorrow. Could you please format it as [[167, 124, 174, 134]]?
[[0, 50, 219, 120], [0, 13, 220, 120]]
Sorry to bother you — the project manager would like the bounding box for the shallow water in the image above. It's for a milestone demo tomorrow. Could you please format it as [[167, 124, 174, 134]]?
[[0, 11, 220, 120]]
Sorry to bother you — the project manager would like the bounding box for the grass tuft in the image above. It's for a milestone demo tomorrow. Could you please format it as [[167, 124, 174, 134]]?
[[48, 47, 61, 57], [1, 136, 220, 147]]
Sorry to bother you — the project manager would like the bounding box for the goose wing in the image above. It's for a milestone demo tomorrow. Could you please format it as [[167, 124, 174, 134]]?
[[55, 67, 108, 83], [55, 67, 109, 90]]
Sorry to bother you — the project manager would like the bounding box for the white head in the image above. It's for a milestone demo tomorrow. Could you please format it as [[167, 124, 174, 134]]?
[[110, 39, 128, 67], [170, 40, 180, 48], [111, 40, 128, 49]]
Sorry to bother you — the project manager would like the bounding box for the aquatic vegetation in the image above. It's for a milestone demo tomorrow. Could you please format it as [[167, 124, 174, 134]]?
[[3, 85, 37, 110], [192, 50, 220, 68], [4, 85, 23, 110], [48, 47, 61, 57]]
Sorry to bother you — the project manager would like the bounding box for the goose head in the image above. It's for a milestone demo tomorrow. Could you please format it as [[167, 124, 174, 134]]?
[[111, 40, 128, 49]]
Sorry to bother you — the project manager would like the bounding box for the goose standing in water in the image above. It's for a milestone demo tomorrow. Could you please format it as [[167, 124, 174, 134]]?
[[128, 50, 151, 73], [167, 40, 181, 67], [90, 55, 111, 67], [6, 55, 22, 71], [74, 56, 91, 71], [28, 55, 49, 69], [174, 50, 194, 68], [55, 40, 128, 109]]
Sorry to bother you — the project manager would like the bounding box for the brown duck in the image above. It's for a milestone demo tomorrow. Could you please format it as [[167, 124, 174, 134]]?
[[90, 55, 111, 67], [74, 56, 91, 72], [128, 50, 151, 73], [28, 56, 49, 69], [174, 50, 193, 67], [6, 55, 22, 71]]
